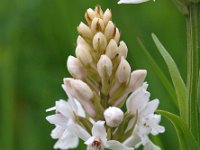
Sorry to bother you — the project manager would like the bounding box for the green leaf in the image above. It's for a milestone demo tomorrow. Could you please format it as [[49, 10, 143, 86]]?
[[157, 110, 200, 150], [152, 33, 187, 121], [137, 38, 178, 107]]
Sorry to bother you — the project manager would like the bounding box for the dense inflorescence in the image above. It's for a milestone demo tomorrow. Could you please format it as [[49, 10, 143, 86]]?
[[46, 6, 165, 150]]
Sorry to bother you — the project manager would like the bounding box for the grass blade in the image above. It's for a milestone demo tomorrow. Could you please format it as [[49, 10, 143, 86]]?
[[152, 33, 187, 121], [137, 38, 178, 107], [157, 110, 200, 150]]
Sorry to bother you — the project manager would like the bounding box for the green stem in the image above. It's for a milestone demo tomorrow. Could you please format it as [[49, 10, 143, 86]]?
[[186, 1, 200, 142]]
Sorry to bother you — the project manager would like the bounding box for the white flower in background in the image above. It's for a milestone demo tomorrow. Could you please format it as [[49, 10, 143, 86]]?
[[124, 83, 165, 148], [118, 0, 154, 4], [46, 98, 85, 149]]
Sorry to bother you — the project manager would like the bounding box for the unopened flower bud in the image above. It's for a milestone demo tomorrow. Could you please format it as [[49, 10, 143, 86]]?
[[63, 78, 95, 116], [104, 107, 124, 127], [77, 22, 92, 40], [118, 41, 128, 58], [105, 39, 118, 59], [85, 8, 96, 24], [114, 28, 120, 43], [75, 45, 92, 65], [103, 9, 112, 25], [67, 56, 86, 79], [77, 36, 91, 49], [91, 18, 105, 33], [104, 21, 115, 40], [116, 57, 131, 83], [97, 55, 113, 78], [93, 32, 107, 51], [94, 5, 103, 17], [128, 70, 147, 91], [63, 78, 93, 101]]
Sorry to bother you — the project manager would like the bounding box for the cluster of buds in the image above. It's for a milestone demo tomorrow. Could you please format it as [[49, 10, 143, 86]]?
[[46, 6, 165, 150]]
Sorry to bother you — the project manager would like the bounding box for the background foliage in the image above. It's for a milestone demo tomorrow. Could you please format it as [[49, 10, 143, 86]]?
[[0, 0, 186, 149]]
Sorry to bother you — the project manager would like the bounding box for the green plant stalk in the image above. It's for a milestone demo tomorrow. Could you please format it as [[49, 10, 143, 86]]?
[[186, 1, 200, 142]]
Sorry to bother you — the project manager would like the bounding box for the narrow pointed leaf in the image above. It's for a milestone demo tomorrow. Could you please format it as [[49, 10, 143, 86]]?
[[137, 38, 178, 107], [157, 110, 200, 150], [152, 33, 187, 121]]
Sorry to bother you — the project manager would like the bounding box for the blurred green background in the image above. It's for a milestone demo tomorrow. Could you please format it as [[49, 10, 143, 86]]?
[[0, 0, 187, 149]]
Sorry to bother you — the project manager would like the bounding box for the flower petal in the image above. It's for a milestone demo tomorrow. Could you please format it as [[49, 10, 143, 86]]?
[[74, 99, 86, 117], [106, 140, 134, 150], [123, 134, 142, 148], [56, 100, 72, 118], [62, 84, 78, 110], [46, 114, 67, 126], [54, 129, 79, 149], [118, 0, 150, 4], [92, 121, 107, 140], [126, 86, 150, 115], [46, 106, 56, 112], [68, 120, 90, 141], [145, 114, 165, 135], [51, 126, 65, 139], [85, 136, 96, 145], [142, 99, 159, 116]]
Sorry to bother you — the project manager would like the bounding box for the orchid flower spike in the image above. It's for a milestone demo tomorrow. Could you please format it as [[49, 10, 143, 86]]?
[[46, 5, 164, 150], [118, 0, 155, 4]]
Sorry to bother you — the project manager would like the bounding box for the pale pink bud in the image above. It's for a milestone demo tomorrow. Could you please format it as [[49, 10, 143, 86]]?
[[75, 45, 92, 65], [118, 41, 128, 58], [116, 57, 131, 83], [104, 107, 124, 127], [105, 39, 118, 59], [103, 9, 112, 25], [85, 8, 96, 24], [104, 21, 115, 40], [77, 36, 91, 49], [97, 55, 113, 78], [77, 22, 92, 39], [128, 70, 147, 91], [67, 56, 86, 79], [94, 5, 103, 17], [63, 78, 93, 101], [114, 28, 120, 43], [63, 78, 95, 116], [93, 32, 107, 51], [91, 17, 105, 33]]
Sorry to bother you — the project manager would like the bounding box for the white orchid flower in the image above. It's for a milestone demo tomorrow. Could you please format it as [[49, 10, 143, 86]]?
[[46, 98, 85, 149], [124, 83, 165, 148], [85, 121, 107, 150], [118, 0, 155, 4], [70, 121, 134, 150]]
